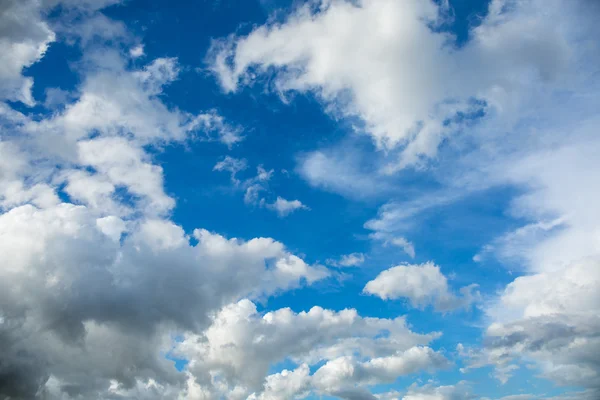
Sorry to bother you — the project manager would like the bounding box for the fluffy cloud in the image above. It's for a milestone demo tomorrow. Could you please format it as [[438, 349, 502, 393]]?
[[214, 159, 308, 217], [0, 203, 333, 398], [460, 258, 600, 390], [174, 299, 445, 399], [209, 0, 572, 168], [0, 0, 56, 105], [364, 263, 479, 312], [312, 348, 449, 396], [1, 49, 238, 218]]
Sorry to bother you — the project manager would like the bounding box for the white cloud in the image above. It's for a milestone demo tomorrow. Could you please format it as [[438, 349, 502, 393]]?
[[401, 381, 474, 400], [209, 0, 572, 169], [461, 258, 600, 387], [364, 262, 479, 312], [190, 110, 244, 147], [247, 364, 311, 400], [329, 252, 366, 268], [174, 299, 444, 399], [77, 136, 175, 215], [266, 196, 309, 217], [312, 347, 449, 398], [130, 44, 145, 58], [0, 203, 331, 398], [458, 66, 600, 392], [214, 156, 248, 185]]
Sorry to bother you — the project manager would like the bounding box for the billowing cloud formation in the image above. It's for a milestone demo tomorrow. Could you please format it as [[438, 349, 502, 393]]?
[[364, 263, 478, 312], [0, 202, 334, 398], [174, 299, 445, 399]]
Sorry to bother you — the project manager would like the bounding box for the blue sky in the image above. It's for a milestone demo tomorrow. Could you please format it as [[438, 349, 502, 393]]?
[[1, 0, 599, 399]]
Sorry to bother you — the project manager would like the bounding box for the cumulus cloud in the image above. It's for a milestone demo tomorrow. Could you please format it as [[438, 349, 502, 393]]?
[[460, 258, 600, 389], [174, 299, 445, 399], [214, 156, 248, 185], [0, 0, 56, 105], [0, 203, 333, 398], [208, 0, 572, 169], [364, 262, 479, 312]]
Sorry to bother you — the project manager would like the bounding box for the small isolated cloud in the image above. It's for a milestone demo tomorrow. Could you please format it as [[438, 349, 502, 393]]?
[[363, 262, 479, 312], [129, 44, 145, 58], [328, 252, 366, 268], [266, 196, 309, 217], [214, 162, 307, 217]]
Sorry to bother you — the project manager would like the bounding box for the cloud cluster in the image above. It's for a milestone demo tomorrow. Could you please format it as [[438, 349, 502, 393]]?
[[174, 299, 446, 399], [214, 157, 309, 217], [208, 0, 600, 392]]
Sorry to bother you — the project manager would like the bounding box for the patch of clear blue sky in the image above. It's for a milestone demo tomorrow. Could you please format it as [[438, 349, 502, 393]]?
[[24, 0, 571, 397]]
